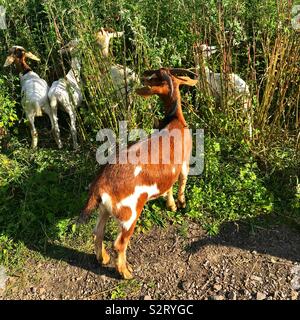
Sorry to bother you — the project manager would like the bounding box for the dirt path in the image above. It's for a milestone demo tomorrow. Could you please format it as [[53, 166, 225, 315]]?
[[1, 220, 300, 300]]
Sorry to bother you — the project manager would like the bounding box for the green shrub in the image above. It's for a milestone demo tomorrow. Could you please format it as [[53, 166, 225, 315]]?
[[187, 137, 273, 235], [0, 78, 17, 133]]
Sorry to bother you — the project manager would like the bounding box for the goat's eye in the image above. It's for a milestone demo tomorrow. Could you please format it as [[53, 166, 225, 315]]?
[[15, 49, 23, 57]]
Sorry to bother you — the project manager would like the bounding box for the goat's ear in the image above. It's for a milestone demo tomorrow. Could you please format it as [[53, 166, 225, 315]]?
[[3, 55, 15, 67], [176, 76, 198, 87], [25, 52, 40, 61]]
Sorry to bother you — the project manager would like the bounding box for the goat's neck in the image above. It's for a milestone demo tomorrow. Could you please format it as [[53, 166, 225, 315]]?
[[67, 57, 81, 86], [16, 58, 32, 75], [160, 88, 186, 128], [101, 46, 109, 58]]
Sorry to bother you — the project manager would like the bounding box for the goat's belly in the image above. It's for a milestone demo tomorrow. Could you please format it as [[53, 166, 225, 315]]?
[[103, 163, 180, 198], [51, 82, 82, 108]]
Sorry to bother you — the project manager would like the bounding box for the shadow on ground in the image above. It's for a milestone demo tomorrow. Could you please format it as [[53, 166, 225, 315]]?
[[186, 216, 300, 263]]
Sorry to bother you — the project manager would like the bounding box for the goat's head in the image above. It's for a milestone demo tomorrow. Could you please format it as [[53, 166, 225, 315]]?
[[95, 27, 124, 56], [3, 46, 40, 67], [199, 44, 217, 59], [136, 68, 198, 99]]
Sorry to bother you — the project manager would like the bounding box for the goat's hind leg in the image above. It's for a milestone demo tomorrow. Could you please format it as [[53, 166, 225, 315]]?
[[166, 187, 177, 212], [114, 223, 136, 280], [177, 164, 189, 208], [67, 106, 78, 150], [27, 112, 38, 149], [94, 206, 110, 265], [45, 102, 63, 149]]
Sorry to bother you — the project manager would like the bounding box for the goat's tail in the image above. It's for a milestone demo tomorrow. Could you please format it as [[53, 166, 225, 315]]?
[[49, 94, 58, 110], [78, 183, 102, 224]]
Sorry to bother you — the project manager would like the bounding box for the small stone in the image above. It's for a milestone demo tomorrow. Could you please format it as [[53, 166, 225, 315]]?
[[180, 281, 190, 291], [250, 275, 263, 283], [256, 292, 266, 300], [144, 295, 152, 300], [30, 287, 37, 294], [252, 250, 257, 255], [214, 295, 225, 300], [227, 292, 237, 300], [39, 287, 46, 294], [291, 291, 298, 300], [213, 284, 222, 291]]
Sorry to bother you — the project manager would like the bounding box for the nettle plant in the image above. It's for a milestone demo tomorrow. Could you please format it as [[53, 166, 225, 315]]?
[[187, 137, 273, 235], [0, 77, 17, 133]]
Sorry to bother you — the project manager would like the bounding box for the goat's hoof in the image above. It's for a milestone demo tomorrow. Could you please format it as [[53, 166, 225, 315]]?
[[167, 204, 177, 212], [120, 268, 133, 280], [96, 252, 110, 265], [117, 264, 134, 280], [127, 263, 133, 273], [176, 199, 186, 209]]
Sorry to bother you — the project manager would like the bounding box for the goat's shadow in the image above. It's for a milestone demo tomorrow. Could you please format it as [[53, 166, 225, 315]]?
[[42, 243, 121, 280], [185, 216, 300, 263], [0, 145, 122, 280]]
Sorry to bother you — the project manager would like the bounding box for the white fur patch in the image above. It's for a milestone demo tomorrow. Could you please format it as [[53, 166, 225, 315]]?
[[134, 166, 142, 177], [172, 167, 176, 174], [102, 193, 113, 213], [182, 161, 188, 176], [117, 184, 159, 230]]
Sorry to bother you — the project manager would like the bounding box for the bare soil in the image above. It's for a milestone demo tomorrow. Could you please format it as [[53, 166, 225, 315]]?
[[1, 220, 300, 300]]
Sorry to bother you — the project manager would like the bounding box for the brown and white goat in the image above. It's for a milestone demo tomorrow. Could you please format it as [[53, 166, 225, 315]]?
[[79, 68, 198, 279]]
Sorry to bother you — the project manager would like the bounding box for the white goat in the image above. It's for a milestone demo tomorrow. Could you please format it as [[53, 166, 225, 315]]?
[[198, 44, 252, 138], [48, 39, 82, 149], [95, 28, 139, 104], [3, 46, 62, 149]]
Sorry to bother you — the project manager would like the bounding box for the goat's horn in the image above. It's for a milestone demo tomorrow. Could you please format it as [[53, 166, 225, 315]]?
[[25, 52, 40, 61], [170, 68, 198, 79], [142, 70, 156, 76], [104, 27, 115, 33]]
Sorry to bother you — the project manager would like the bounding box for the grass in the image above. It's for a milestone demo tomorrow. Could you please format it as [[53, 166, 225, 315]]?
[[0, 130, 298, 275], [0, 0, 299, 281]]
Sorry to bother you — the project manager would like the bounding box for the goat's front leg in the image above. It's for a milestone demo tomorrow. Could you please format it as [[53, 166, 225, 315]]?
[[27, 112, 38, 149], [114, 205, 143, 280], [68, 107, 78, 149], [114, 223, 135, 280], [177, 163, 189, 208]]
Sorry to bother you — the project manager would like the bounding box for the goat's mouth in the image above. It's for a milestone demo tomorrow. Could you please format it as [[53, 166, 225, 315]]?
[[135, 85, 152, 97]]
